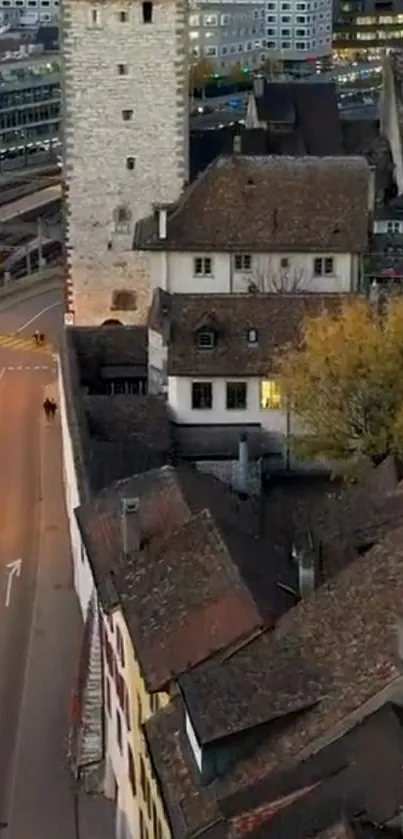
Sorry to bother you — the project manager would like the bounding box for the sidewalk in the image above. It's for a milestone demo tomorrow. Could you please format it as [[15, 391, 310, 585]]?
[[8, 381, 114, 839]]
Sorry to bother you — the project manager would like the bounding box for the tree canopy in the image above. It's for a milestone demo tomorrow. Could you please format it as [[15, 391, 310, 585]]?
[[277, 298, 403, 466], [189, 58, 215, 93]]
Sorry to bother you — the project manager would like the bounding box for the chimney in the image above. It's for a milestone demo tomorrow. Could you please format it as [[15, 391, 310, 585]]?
[[158, 207, 167, 240], [292, 542, 316, 599], [238, 433, 249, 495], [368, 165, 376, 214], [253, 75, 264, 99], [121, 497, 140, 556], [233, 133, 242, 155]]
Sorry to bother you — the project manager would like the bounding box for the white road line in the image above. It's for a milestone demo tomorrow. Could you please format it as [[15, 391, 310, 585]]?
[[0, 366, 6, 382], [16, 300, 62, 333]]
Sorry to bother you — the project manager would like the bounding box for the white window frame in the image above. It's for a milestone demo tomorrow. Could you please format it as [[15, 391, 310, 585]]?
[[234, 253, 252, 271], [313, 256, 334, 276], [193, 257, 213, 277]]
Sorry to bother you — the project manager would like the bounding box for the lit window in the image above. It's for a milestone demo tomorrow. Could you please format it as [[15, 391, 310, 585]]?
[[226, 382, 247, 410], [204, 12, 217, 24], [194, 256, 212, 276], [260, 380, 282, 409], [234, 253, 252, 271]]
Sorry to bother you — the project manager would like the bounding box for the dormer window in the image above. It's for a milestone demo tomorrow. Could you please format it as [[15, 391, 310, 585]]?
[[247, 328, 258, 345], [196, 328, 215, 349]]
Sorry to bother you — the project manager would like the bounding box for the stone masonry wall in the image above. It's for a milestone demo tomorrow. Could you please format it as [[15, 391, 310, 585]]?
[[61, 0, 189, 325]]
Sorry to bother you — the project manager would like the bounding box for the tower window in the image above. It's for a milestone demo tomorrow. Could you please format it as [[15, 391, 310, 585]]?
[[126, 156, 136, 171], [117, 63, 128, 75], [142, 1, 153, 22], [122, 109, 133, 120], [89, 6, 100, 24], [119, 9, 128, 20]]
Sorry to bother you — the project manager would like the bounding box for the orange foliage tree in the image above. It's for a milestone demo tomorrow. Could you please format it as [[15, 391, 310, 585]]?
[[277, 298, 403, 466]]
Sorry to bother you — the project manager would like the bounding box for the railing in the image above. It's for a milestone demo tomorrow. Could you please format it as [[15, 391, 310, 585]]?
[[0, 264, 62, 300]]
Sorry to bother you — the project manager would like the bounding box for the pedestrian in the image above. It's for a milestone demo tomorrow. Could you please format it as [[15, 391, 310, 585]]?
[[43, 398, 52, 420], [49, 398, 58, 420], [33, 330, 40, 346]]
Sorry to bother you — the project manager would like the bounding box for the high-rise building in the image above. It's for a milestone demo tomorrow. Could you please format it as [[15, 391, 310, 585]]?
[[265, 0, 333, 74], [61, 0, 189, 325]]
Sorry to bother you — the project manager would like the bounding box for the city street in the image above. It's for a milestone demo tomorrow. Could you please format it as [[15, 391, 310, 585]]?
[[0, 285, 113, 838], [0, 290, 60, 828]]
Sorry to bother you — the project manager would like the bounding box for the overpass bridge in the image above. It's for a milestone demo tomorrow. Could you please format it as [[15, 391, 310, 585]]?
[[0, 183, 61, 222]]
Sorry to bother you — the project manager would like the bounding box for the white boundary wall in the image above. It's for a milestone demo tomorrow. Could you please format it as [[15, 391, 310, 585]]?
[[57, 356, 94, 619]]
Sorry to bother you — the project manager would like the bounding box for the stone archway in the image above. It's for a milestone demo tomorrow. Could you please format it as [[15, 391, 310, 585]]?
[[101, 319, 123, 326]]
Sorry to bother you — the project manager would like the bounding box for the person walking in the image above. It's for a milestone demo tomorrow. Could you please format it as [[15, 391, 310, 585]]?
[[49, 399, 58, 421], [43, 398, 52, 420]]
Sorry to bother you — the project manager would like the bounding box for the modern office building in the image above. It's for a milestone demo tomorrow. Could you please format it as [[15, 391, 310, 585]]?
[[334, 1, 403, 54], [265, 0, 333, 72], [0, 0, 59, 28], [0, 56, 60, 151], [189, 0, 266, 70]]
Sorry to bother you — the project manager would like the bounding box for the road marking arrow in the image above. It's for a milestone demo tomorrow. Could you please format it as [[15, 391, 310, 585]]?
[[5, 559, 22, 608]]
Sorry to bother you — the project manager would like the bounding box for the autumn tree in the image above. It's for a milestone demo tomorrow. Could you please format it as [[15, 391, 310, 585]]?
[[189, 58, 215, 99], [277, 297, 403, 467], [228, 62, 246, 85]]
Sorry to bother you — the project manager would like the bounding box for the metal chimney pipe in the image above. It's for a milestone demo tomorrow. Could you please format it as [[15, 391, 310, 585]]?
[[253, 75, 264, 98], [238, 433, 249, 495], [121, 497, 140, 556]]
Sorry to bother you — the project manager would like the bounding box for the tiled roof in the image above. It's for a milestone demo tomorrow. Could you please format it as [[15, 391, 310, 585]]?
[[133, 156, 370, 253], [264, 455, 403, 581], [179, 631, 324, 743], [71, 325, 148, 386], [75, 465, 288, 691], [178, 523, 403, 783], [148, 291, 349, 377], [145, 696, 403, 839]]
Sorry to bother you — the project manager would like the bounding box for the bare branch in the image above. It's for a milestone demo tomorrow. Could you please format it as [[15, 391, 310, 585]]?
[[248, 255, 312, 294]]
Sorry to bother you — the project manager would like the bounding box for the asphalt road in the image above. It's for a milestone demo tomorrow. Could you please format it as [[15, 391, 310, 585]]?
[[0, 287, 62, 826]]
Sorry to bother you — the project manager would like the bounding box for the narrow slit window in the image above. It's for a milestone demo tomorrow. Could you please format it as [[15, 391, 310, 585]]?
[[142, 1, 153, 22]]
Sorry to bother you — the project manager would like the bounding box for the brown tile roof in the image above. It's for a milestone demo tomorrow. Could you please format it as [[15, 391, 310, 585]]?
[[179, 631, 324, 743], [265, 455, 403, 583], [146, 694, 403, 839], [150, 291, 349, 377], [76, 466, 266, 690], [179, 523, 403, 781], [133, 156, 369, 253], [121, 509, 263, 690]]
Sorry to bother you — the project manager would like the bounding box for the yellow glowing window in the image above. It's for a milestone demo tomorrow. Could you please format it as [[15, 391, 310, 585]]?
[[260, 379, 282, 409]]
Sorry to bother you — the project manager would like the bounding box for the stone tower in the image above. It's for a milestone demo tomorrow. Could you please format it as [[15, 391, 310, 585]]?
[[61, 0, 188, 325]]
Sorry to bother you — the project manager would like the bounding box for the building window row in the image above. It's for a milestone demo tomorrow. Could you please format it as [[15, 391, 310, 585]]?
[[191, 380, 282, 411], [192, 255, 334, 279]]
